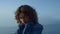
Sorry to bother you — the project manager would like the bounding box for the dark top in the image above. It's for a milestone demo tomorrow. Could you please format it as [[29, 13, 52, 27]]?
[[15, 20, 43, 34]]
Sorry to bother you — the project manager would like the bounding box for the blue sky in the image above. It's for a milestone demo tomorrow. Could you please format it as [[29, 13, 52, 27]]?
[[0, 0, 60, 27]]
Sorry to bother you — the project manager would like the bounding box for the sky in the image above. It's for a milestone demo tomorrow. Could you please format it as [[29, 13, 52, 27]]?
[[0, 0, 60, 27]]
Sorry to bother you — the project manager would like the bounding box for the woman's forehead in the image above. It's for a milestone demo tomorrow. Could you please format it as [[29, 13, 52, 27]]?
[[19, 13, 26, 16]]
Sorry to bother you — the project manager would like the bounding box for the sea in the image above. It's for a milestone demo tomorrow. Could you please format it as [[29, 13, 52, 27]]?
[[0, 24, 60, 34]]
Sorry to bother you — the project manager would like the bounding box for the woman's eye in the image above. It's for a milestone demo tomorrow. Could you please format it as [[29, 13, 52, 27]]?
[[20, 16, 26, 19], [20, 17, 23, 19]]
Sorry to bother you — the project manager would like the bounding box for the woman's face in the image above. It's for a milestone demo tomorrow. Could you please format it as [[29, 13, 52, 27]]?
[[19, 13, 29, 24]]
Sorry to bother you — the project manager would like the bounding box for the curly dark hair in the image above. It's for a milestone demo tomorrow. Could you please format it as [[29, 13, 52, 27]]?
[[15, 5, 38, 23]]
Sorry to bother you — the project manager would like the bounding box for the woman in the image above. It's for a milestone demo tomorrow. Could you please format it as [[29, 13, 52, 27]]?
[[15, 5, 43, 34]]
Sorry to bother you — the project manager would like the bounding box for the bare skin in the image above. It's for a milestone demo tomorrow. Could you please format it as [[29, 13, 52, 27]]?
[[19, 13, 29, 25]]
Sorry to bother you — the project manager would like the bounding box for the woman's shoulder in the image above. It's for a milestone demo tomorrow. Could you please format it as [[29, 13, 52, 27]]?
[[33, 23, 43, 30]]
